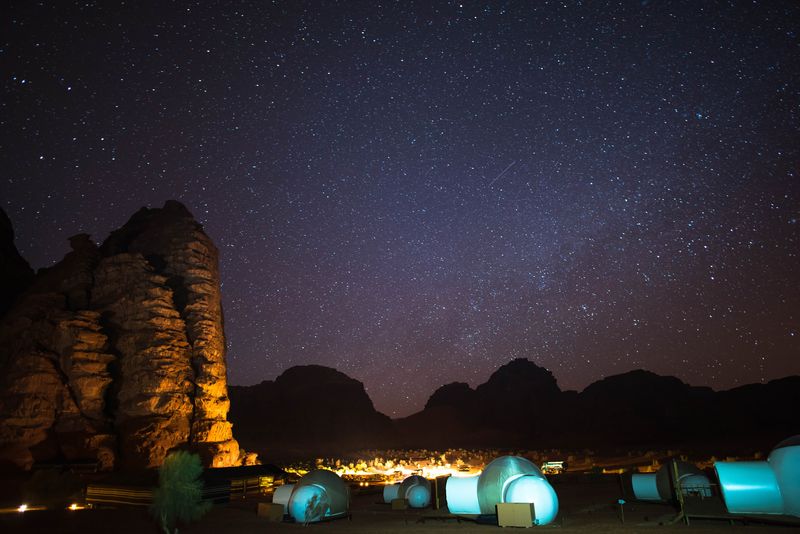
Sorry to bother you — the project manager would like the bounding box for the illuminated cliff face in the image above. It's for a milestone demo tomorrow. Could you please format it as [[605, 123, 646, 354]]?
[[0, 201, 242, 470]]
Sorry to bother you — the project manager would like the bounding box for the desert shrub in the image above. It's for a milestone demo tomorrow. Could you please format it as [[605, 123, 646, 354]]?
[[150, 451, 211, 534]]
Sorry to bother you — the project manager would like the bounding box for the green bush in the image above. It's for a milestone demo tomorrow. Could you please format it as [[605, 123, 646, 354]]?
[[150, 451, 211, 534]]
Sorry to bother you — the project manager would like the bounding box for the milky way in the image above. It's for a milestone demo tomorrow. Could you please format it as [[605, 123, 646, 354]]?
[[3, 1, 799, 416]]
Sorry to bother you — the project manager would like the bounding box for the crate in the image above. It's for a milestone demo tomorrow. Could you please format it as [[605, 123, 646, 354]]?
[[497, 502, 535, 528], [391, 498, 409, 510], [257, 502, 285, 521]]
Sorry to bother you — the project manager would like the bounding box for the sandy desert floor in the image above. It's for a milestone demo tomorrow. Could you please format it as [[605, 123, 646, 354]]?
[[1, 475, 797, 533]]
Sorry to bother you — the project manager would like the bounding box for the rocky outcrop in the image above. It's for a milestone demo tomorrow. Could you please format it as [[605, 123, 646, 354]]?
[[0, 201, 243, 470], [229, 365, 394, 460], [226, 356, 798, 455], [396, 358, 564, 448], [425, 382, 476, 411], [98, 201, 239, 467], [0, 207, 34, 317], [395, 359, 800, 452], [0, 294, 116, 470]]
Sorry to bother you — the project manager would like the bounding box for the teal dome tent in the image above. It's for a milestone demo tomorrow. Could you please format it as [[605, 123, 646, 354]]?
[[382, 475, 432, 508], [272, 469, 350, 523], [715, 435, 800, 518], [446, 456, 559, 525]]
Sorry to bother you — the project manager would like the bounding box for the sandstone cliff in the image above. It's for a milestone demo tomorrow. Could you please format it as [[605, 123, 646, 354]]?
[[0, 201, 244, 470]]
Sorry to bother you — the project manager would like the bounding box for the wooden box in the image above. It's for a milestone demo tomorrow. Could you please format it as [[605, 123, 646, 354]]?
[[391, 498, 409, 510], [497, 502, 535, 528]]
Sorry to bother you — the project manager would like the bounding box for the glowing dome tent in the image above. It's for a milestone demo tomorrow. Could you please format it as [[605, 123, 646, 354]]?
[[446, 456, 559, 525], [272, 483, 295, 510], [272, 469, 350, 523], [630, 461, 711, 502], [382, 475, 432, 508], [715, 435, 800, 518], [383, 483, 400, 503]]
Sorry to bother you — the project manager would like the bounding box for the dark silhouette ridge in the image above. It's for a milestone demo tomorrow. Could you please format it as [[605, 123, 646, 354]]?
[[228, 365, 394, 460], [0, 207, 34, 317], [231, 359, 800, 457]]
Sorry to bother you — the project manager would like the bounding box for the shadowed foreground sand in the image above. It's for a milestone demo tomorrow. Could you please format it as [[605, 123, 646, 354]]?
[[1, 475, 796, 533]]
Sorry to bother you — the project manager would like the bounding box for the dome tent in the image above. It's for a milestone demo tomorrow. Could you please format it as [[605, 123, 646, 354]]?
[[715, 435, 800, 517], [446, 456, 559, 525], [630, 460, 711, 502], [272, 483, 295, 510], [273, 469, 350, 523], [383, 475, 432, 508], [382, 483, 400, 503]]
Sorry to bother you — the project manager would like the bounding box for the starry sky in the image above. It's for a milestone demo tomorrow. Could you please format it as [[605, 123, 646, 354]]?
[[3, 1, 799, 417]]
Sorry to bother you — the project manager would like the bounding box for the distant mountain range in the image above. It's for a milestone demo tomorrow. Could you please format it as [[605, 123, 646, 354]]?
[[229, 359, 800, 459], [228, 365, 394, 460]]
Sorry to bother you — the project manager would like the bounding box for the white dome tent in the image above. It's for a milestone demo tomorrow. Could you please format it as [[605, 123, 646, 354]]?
[[272, 469, 350, 523], [630, 460, 712, 502], [446, 455, 559, 525], [382, 475, 432, 508], [715, 435, 800, 518]]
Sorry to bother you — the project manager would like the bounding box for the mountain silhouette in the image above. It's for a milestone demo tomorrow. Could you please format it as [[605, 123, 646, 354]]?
[[230, 359, 800, 457]]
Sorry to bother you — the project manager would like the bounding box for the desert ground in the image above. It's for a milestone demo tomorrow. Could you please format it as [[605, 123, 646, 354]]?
[[1, 474, 797, 534]]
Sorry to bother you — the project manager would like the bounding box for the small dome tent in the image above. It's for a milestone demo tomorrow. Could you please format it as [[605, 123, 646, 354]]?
[[272, 483, 295, 510], [715, 435, 800, 517], [446, 455, 559, 525], [382, 483, 400, 503], [630, 460, 712, 502], [272, 469, 350, 523], [382, 475, 432, 508]]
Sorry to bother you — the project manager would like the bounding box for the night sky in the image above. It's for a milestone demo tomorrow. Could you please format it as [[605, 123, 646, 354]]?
[[3, 1, 799, 417]]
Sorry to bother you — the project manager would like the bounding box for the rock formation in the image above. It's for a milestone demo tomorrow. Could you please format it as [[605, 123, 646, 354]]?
[[226, 357, 800, 456], [0, 207, 34, 316], [393, 359, 800, 452], [395, 358, 564, 448], [229, 365, 394, 460], [0, 201, 243, 470]]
